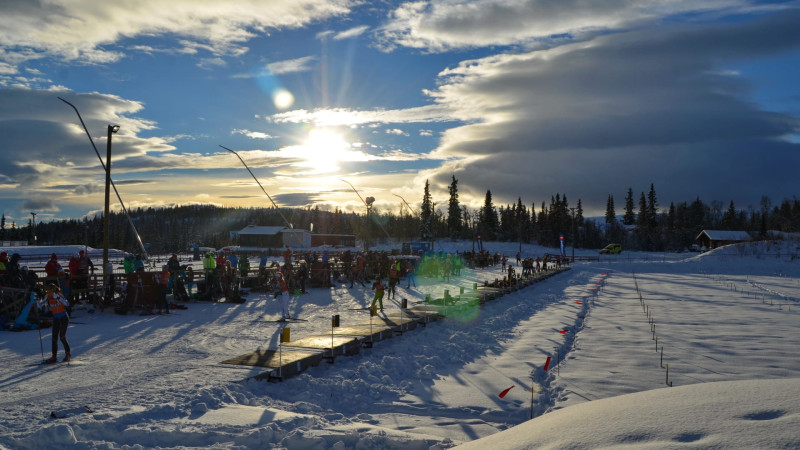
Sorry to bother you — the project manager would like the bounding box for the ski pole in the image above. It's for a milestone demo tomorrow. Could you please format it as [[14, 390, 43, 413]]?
[[37, 319, 45, 362]]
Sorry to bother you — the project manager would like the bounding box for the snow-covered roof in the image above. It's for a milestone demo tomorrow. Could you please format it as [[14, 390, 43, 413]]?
[[236, 225, 286, 235], [696, 230, 752, 241]]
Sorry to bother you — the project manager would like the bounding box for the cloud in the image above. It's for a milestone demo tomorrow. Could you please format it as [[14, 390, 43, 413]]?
[[232, 129, 276, 140], [22, 197, 58, 211], [266, 56, 317, 75], [375, 0, 786, 52], [0, 0, 355, 70], [411, 11, 800, 213], [385, 128, 408, 136], [334, 25, 370, 40], [269, 104, 458, 126]]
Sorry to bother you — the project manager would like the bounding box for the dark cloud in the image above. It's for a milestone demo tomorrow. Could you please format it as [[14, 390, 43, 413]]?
[[426, 11, 800, 214], [22, 197, 57, 211], [272, 192, 324, 207]]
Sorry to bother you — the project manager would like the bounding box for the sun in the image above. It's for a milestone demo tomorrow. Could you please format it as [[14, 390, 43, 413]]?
[[295, 128, 353, 174]]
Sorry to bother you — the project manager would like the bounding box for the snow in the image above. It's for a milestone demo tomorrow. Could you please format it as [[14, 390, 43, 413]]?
[[1, 241, 798, 449]]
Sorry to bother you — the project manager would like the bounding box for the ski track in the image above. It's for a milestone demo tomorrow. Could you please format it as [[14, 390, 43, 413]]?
[[3, 247, 797, 448]]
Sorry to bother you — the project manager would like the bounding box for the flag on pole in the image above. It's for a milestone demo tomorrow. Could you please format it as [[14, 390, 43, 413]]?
[[498, 385, 515, 398]]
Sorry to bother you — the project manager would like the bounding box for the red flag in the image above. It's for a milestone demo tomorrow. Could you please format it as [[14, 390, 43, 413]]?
[[498, 385, 515, 398], [543, 356, 552, 371], [560, 329, 569, 334]]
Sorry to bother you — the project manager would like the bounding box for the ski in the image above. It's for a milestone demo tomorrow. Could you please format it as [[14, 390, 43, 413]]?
[[50, 405, 93, 419], [32, 359, 82, 367], [262, 318, 306, 323]]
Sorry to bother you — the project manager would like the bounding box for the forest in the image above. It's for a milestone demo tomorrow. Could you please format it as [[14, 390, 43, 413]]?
[[2, 179, 798, 255]]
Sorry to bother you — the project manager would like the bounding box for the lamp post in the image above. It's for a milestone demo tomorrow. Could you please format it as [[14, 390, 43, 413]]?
[[29, 212, 37, 245], [570, 207, 576, 263], [341, 179, 374, 252], [365, 196, 375, 252], [104, 125, 119, 282]]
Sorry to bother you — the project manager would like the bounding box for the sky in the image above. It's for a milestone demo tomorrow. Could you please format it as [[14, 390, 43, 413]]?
[[1, 240, 798, 447], [1, 1, 800, 227]]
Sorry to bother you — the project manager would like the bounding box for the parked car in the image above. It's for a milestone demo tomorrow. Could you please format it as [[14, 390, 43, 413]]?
[[688, 244, 708, 252], [599, 244, 622, 254]]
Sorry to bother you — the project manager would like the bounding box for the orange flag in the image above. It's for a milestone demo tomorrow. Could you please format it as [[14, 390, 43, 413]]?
[[498, 385, 515, 398]]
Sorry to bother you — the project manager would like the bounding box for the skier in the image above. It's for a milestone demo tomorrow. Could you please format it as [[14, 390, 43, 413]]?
[[387, 263, 399, 299], [371, 277, 386, 312], [40, 284, 71, 363]]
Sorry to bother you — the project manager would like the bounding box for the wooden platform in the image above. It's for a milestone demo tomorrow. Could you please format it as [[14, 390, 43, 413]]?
[[332, 324, 395, 343], [282, 335, 362, 359], [220, 349, 323, 381], [356, 314, 418, 333]]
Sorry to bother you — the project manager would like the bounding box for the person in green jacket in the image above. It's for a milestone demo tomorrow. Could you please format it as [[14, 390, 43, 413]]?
[[123, 254, 135, 274], [238, 255, 250, 281], [202, 251, 217, 295]]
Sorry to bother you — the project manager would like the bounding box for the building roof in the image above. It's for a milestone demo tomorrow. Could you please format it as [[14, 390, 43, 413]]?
[[237, 225, 287, 235], [696, 230, 753, 241]]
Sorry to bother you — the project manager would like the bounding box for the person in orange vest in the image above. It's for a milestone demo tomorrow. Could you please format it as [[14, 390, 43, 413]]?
[[39, 284, 71, 363], [371, 277, 385, 312]]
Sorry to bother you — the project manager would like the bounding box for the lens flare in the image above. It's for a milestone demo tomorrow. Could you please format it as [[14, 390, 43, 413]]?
[[273, 89, 294, 110]]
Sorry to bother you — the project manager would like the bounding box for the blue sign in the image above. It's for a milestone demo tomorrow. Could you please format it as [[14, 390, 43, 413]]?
[[559, 233, 565, 257]]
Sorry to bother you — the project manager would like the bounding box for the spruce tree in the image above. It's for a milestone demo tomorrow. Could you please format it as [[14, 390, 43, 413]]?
[[446, 175, 461, 238], [605, 195, 616, 224], [479, 190, 497, 241], [623, 188, 635, 225], [647, 183, 658, 227], [420, 179, 433, 239]]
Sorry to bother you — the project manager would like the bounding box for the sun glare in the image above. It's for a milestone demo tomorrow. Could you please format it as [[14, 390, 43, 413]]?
[[273, 88, 294, 110], [296, 128, 352, 174]]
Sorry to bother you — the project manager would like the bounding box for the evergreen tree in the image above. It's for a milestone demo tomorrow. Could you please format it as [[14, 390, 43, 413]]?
[[420, 179, 433, 239], [478, 190, 497, 241], [623, 188, 636, 225], [647, 183, 658, 227], [605, 195, 616, 224], [722, 200, 737, 230], [636, 192, 649, 249], [446, 175, 462, 239]]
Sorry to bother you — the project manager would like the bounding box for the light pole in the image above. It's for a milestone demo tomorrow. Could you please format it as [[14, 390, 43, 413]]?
[[341, 179, 372, 251], [59, 97, 150, 262], [365, 196, 375, 252], [570, 207, 576, 263], [29, 212, 37, 245], [104, 125, 119, 282]]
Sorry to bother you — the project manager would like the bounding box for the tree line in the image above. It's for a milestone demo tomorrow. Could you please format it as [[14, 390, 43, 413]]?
[[2, 181, 798, 254]]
